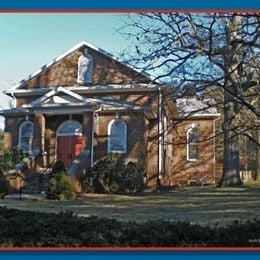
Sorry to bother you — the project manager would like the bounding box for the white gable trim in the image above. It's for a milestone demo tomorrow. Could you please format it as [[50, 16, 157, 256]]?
[[29, 86, 100, 107], [4, 84, 161, 97], [25, 87, 148, 111], [8, 41, 159, 92]]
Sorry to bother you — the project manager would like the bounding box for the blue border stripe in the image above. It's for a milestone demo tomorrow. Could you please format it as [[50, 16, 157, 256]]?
[[1, 251, 260, 260], [0, 0, 260, 260], [0, 0, 259, 10]]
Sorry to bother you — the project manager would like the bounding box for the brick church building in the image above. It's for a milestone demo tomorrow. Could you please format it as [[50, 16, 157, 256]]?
[[1, 41, 219, 191]]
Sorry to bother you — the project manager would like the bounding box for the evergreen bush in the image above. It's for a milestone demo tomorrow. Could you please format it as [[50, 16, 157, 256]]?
[[0, 206, 260, 247], [47, 160, 76, 200], [0, 169, 8, 198], [81, 153, 145, 194], [0, 146, 24, 171]]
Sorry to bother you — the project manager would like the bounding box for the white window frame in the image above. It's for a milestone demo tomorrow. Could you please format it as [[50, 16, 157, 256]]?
[[56, 120, 82, 137], [18, 120, 34, 154], [187, 127, 199, 161], [107, 119, 127, 154]]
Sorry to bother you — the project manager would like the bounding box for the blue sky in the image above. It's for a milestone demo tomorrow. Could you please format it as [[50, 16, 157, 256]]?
[[0, 13, 132, 91], [0, 12, 142, 125]]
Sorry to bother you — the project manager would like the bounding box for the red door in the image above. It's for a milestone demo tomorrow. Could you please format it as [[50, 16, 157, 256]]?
[[57, 135, 83, 168]]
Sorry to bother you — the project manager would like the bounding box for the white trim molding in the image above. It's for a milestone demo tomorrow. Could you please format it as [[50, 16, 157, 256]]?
[[107, 118, 127, 154], [18, 120, 34, 154], [56, 120, 83, 137], [187, 127, 200, 161]]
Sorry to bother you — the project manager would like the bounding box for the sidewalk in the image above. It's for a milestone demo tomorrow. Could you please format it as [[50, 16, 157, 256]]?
[[4, 193, 46, 201]]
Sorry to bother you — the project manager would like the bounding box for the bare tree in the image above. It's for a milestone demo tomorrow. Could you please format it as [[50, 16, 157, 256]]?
[[121, 13, 260, 186]]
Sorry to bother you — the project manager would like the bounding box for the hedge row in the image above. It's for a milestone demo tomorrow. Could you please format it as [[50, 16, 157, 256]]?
[[0, 206, 259, 247]]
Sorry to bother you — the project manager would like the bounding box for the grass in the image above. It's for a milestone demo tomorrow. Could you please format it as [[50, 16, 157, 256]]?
[[1, 181, 260, 226]]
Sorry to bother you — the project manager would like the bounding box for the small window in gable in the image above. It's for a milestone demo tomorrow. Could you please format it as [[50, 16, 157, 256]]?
[[187, 128, 199, 161], [19, 121, 34, 154], [108, 119, 127, 153]]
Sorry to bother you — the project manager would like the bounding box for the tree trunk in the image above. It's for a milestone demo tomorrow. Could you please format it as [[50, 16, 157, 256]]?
[[256, 101, 260, 180], [220, 14, 242, 187], [256, 128, 260, 180], [221, 98, 241, 186]]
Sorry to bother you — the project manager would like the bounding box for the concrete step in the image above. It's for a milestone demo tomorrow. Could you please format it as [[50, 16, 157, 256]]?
[[4, 193, 46, 201], [21, 187, 42, 194]]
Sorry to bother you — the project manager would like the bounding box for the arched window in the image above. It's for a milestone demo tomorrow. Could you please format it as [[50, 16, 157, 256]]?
[[187, 128, 199, 161], [108, 119, 127, 153], [57, 120, 82, 136], [19, 121, 34, 154]]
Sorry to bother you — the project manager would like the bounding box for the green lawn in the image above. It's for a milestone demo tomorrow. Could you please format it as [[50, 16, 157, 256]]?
[[1, 183, 260, 226]]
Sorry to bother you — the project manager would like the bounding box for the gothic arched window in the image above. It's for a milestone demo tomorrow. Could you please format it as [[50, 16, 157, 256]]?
[[108, 119, 127, 153]]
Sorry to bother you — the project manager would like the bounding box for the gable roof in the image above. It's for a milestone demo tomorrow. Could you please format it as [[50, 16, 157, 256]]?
[[176, 98, 219, 116], [8, 41, 159, 93]]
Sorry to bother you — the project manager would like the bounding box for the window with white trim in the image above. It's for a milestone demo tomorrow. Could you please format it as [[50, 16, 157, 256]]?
[[57, 120, 82, 136], [108, 119, 127, 153], [19, 121, 34, 154], [187, 128, 199, 161]]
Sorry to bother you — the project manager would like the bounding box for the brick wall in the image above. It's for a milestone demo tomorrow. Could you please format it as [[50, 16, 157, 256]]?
[[4, 115, 34, 148], [95, 111, 147, 166], [19, 48, 150, 90], [163, 119, 216, 186], [146, 119, 159, 187]]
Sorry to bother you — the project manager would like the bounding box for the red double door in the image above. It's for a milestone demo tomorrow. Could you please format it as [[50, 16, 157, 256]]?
[[56, 135, 83, 168]]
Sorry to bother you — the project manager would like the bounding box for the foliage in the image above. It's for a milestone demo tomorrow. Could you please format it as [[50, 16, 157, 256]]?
[[50, 159, 66, 175], [0, 130, 24, 170], [0, 206, 260, 247], [47, 160, 76, 200], [0, 146, 24, 171], [0, 169, 8, 198], [121, 13, 260, 186], [81, 153, 145, 194]]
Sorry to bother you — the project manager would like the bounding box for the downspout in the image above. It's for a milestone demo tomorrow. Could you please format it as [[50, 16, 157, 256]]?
[[158, 86, 163, 187], [163, 114, 167, 183], [90, 105, 103, 168], [213, 116, 220, 186], [213, 119, 216, 185], [41, 114, 46, 167], [10, 92, 17, 108]]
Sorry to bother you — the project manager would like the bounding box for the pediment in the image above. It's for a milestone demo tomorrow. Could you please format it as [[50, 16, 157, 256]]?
[[22, 86, 147, 112], [8, 41, 155, 93], [24, 86, 99, 108], [42, 95, 78, 105]]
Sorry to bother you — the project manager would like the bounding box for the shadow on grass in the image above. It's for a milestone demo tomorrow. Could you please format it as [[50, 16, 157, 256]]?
[[1, 184, 260, 226]]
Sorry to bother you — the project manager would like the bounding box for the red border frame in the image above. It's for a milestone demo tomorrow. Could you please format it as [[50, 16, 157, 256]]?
[[0, 247, 260, 251], [0, 9, 259, 251]]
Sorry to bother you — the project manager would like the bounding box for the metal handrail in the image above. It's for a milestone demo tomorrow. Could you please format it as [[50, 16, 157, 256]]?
[[19, 158, 58, 200], [40, 158, 58, 176]]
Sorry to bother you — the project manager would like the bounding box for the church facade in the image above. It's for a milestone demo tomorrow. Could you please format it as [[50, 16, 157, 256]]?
[[1, 41, 219, 191]]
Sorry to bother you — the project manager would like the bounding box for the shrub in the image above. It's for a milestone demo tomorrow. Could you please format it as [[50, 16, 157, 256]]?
[[50, 159, 66, 175], [47, 160, 76, 200], [0, 169, 8, 198], [81, 154, 145, 194], [0, 146, 24, 171], [0, 207, 260, 247], [47, 170, 76, 200]]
